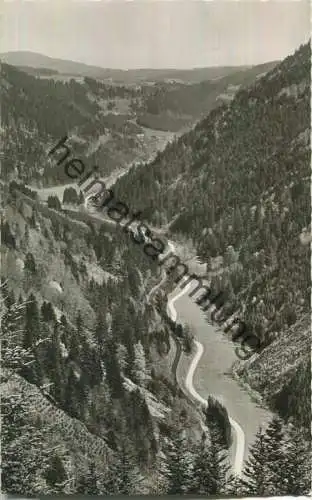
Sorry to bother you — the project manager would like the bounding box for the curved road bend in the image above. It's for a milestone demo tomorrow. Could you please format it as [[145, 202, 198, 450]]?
[[146, 242, 175, 303], [167, 273, 273, 477]]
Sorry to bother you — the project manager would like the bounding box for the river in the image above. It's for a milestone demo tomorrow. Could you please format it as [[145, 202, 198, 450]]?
[[168, 280, 273, 467]]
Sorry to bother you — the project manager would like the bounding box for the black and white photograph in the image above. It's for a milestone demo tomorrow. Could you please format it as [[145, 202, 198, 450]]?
[[0, 0, 311, 497]]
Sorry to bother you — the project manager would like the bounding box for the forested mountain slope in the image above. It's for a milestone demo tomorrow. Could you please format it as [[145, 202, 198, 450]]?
[[1, 185, 204, 494], [114, 43, 311, 430], [0, 62, 173, 186], [0, 58, 278, 190]]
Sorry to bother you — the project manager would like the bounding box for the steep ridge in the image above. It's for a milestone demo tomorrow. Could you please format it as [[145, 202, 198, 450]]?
[[113, 42, 311, 432]]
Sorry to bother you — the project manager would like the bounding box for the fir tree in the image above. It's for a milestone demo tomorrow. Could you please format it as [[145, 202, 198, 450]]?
[[63, 367, 80, 418], [24, 252, 36, 274], [22, 293, 42, 383], [47, 195, 61, 210], [76, 311, 84, 342], [205, 395, 232, 448], [241, 427, 270, 495], [165, 429, 194, 494], [1, 220, 16, 248], [76, 461, 99, 494], [262, 416, 286, 494], [132, 340, 148, 386], [41, 301, 56, 322], [112, 440, 145, 495], [1, 392, 51, 496], [45, 454, 67, 490], [207, 424, 232, 495], [48, 324, 65, 405], [242, 417, 311, 496], [104, 337, 125, 399], [281, 424, 311, 495], [0, 291, 35, 378], [190, 432, 213, 494]]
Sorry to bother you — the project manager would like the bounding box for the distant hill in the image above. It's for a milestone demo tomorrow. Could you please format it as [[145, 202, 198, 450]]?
[[1, 50, 254, 84], [16, 65, 60, 77], [137, 60, 279, 131]]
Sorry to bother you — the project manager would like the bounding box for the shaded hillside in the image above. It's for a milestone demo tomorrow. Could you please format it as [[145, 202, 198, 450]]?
[[113, 42, 311, 429]]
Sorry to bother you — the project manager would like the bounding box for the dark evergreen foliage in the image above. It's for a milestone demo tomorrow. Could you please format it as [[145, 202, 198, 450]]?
[[47, 195, 62, 211], [205, 395, 232, 449]]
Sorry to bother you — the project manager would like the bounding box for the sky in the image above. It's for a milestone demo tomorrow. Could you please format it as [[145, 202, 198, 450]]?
[[1, 0, 310, 69]]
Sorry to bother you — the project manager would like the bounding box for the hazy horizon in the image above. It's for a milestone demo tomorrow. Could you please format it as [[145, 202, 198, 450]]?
[[0, 49, 271, 71], [1, 1, 310, 70]]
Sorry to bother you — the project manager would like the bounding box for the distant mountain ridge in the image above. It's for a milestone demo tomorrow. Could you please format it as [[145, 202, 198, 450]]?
[[0, 56, 279, 188], [1, 50, 256, 84]]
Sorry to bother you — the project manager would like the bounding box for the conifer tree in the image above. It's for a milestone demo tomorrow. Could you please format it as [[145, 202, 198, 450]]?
[[45, 454, 67, 490], [132, 340, 149, 386], [112, 440, 145, 495], [242, 417, 311, 496], [281, 424, 311, 495], [1, 392, 51, 496], [261, 416, 286, 494], [24, 252, 36, 274], [190, 432, 213, 494], [76, 311, 84, 342], [2, 291, 20, 345], [241, 427, 270, 495], [41, 301, 56, 322], [104, 337, 124, 399], [21, 293, 43, 384], [76, 461, 99, 494], [116, 343, 128, 373], [165, 429, 194, 494], [47, 195, 61, 210], [207, 424, 232, 495], [63, 367, 80, 418], [205, 395, 232, 448], [49, 324, 65, 405], [23, 293, 40, 349], [94, 313, 108, 348], [0, 290, 36, 379]]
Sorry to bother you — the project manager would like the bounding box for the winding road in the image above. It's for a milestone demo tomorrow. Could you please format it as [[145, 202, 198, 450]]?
[[166, 272, 245, 476]]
